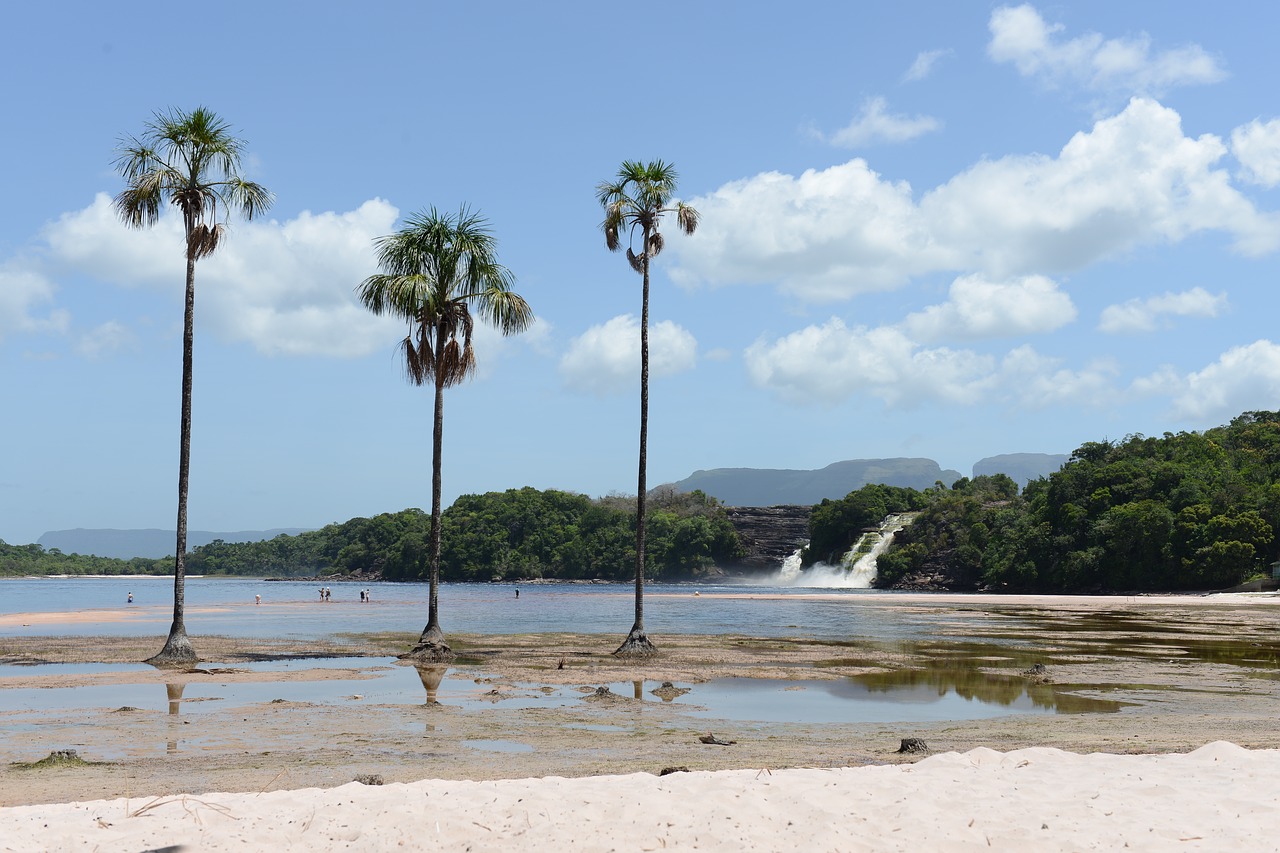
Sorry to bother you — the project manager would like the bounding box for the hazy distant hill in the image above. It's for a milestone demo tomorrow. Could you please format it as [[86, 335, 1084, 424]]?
[[37, 528, 313, 560], [669, 458, 964, 507], [972, 453, 1069, 485]]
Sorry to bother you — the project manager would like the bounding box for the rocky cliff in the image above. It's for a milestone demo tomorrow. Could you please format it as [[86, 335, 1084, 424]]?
[[723, 505, 812, 571]]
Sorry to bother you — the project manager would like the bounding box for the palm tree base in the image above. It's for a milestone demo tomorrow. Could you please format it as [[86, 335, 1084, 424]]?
[[399, 639, 456, 664], [614, 626, 658, 658], [145, 629, 198, 668]]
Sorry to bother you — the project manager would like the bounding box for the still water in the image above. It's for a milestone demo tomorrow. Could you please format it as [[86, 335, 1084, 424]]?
[[0, 576, 972, 642]]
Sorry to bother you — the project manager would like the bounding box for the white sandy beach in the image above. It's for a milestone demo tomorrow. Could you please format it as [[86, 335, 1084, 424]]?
[[2, 742, 1276, 851]]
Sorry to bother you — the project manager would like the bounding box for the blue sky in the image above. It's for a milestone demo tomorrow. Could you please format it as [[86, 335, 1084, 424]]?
[[3, 1, 1280, 546]]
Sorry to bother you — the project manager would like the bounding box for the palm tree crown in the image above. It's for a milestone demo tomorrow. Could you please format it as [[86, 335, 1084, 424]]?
[[115, 107, 272, 255], [359, 207, 532, 390], [597, 160, 700, 267]]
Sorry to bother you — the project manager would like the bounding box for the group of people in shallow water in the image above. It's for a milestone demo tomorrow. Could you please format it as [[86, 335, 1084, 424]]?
[[317, 586, 372, 602]]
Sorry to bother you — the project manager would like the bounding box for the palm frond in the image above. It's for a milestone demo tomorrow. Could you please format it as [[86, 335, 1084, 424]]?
[[647, 231, 664, 258], [187, 223, 223, 260], [676, 202, 700, 236], [626, 247, 644, 274]]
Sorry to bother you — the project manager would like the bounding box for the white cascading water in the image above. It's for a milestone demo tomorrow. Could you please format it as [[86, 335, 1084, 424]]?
[[777, 547, 805, 582], [771, 512, 917, 589]]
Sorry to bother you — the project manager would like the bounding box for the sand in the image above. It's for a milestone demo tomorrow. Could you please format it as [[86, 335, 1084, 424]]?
[[1, 742, 1277, 851], [3, 592, 1280, 849]]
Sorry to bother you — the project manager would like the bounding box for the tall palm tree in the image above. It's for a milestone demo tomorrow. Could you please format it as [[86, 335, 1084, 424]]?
[[114, 107, 272, 667], [359, 206, 532, 662], [597, 160, 699, 657]]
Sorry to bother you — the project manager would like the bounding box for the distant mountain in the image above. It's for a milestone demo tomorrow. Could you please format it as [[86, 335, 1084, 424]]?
[[972, 453, 1069, 485], [36, 527, 314, 560], [669, 458, 965, 507]]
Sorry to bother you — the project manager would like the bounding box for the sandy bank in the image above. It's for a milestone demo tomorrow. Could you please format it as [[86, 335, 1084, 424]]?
[[1, 742, 1276, 851]]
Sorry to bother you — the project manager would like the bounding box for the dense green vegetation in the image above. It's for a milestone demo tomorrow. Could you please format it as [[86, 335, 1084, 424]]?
[[874, 412, 1280, 592], [0, 542, 167, 577], [440, 487, 740, 581], [190, 488, 741, 581]]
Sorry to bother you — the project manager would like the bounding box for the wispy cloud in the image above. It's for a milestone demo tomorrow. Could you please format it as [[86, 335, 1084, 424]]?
[[903, 49, 952, 82], [823, 97, 941, 147], [988, 3, 1226, 97]]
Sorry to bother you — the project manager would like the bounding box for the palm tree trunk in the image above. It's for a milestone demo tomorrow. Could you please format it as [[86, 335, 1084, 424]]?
[[406, 321, 454, 663], [616, 236, 657, 657], [147, 252, 199, 667]]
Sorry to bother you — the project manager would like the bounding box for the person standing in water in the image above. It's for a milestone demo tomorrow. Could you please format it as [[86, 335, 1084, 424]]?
[[127, 592, 133, 604]]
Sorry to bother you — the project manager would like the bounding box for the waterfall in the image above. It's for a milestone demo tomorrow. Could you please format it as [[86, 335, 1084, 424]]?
[[770, 512, 917, 589], [777, 546, 805, 582]]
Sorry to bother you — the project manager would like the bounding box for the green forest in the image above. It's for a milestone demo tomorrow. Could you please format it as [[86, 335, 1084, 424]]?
[[869, 411, 1280, 592]]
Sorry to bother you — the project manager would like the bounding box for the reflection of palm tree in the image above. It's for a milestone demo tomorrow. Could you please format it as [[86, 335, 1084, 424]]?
[[165, 682, 187, 716], [597, 161, 699, 658], [165, 681, 188, 754], [414, 664, 449, 705], [115, 108, 272, 667], [359, 207, 532, 662]]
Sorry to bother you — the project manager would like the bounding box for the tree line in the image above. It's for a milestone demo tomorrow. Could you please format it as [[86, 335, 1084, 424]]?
[[3, 488, 742, 582], [867, 411, 1280, 592]]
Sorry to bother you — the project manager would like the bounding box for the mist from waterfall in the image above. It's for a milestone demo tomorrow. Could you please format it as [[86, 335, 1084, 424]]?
[[766, 513, 918, 589]]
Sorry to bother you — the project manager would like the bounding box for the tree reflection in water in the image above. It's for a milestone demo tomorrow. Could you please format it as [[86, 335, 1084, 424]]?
[[415, 665, 448, 706], [849, 665, 1125, 714]]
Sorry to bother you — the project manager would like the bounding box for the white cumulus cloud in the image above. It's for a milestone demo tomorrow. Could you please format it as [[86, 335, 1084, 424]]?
[[1232, 118, 1280, 188], [1098, 287, 1227, 334], [987, 4, 1226, 96], [671, 98, 1279, 301], [825, 97, 941, 147], [743, 318, 1123, 411], [903, 274, 1076, 342], [1145, 341, 1280, 420], [743, 319, 996, 407], [560, 315, 697, 395], [43, 194, 407, 357]]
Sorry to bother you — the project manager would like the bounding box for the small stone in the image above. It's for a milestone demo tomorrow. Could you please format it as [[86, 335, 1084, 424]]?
[[659, 766, 689, 776]]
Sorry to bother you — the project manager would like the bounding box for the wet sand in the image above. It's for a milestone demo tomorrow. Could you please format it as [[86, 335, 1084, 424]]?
[[1, 593, 1279, 809]]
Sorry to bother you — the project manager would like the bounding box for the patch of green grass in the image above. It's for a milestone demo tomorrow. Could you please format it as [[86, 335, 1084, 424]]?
[[13, 750, 110, 770]]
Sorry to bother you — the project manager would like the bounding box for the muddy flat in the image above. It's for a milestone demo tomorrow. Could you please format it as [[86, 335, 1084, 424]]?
[[2, 594, 1278, 807]]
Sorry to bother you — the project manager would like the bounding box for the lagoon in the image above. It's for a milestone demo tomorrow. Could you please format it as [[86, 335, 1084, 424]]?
[[0, 576, 981, 642]]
